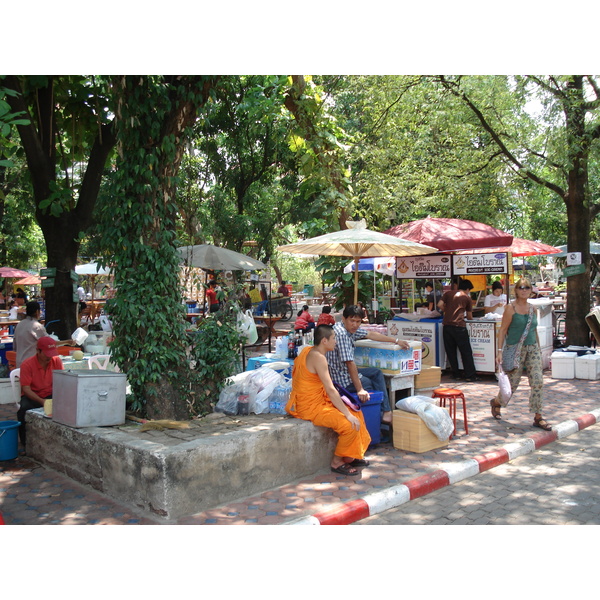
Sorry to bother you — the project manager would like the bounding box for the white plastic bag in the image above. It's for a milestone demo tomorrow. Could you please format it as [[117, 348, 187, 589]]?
[[496, 366, 512, 407], [415, 403, 454, 441], [236, 309, 258, 345], [248, 367, 284, 414], [395, 395, 438, 413], [215, 371, 255, 414]]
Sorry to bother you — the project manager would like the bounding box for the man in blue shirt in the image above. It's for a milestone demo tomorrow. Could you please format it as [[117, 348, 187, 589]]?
[[326, 304, 409, 425]]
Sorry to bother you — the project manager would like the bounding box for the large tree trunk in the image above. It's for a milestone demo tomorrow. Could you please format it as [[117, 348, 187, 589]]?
[[563, 77, 592, 346], [4, 76, 115, 339]]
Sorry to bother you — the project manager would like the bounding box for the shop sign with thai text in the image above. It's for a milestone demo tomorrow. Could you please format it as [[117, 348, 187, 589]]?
[[453, 253, 508, 275], [395, 254, 451, 279]]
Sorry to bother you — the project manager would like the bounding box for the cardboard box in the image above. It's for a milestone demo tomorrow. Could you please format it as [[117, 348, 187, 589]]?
[[575, 354, 600, 380], [392, 408, 448, 453], [551, 351, 577, 379], [414, 365, 441, 389], [354, 340, 421, 375]]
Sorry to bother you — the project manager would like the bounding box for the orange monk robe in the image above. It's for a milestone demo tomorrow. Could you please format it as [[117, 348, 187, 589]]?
[[286, 346, 371, 459]]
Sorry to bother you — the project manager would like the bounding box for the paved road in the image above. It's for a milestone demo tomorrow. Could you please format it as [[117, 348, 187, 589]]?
[[356, 423, 600, 525]]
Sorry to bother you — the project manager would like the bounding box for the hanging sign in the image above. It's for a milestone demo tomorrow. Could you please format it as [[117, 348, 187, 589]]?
[[453, 253, 508, 275], [563, 263, 586, 277], [41, 278, 55, 288], [395, 255, 451, 279], [40, 267, 56, 278]]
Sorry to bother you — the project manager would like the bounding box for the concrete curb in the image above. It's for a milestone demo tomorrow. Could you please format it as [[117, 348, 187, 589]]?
[[285, 408, 600, 525]]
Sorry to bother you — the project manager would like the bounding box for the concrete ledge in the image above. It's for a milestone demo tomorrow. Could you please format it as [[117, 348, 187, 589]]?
[[25, 411, 337, 520]]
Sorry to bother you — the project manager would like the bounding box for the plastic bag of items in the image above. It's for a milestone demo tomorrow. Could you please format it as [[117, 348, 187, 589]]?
[[215, 367, 285, 415], [396, 395, 454, 441]]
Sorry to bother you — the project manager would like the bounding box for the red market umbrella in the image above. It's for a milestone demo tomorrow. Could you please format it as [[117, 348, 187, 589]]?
[[14, 275, 42, 285], [455, 237, 561, 257], [0, 267, 31, 278], [384, 217, 513, 252]]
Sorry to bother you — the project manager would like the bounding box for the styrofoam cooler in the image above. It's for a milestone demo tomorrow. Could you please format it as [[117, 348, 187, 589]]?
[[52, 370, 127, 427], [353, 340, 421, 375], [575, 354, 600, 380], [551, 351, 577, 379], [536, 326, 553, 350]]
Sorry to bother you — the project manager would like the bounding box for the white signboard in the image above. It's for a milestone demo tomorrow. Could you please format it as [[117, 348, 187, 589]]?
[[395, 254, 452, 279], [456, 321, 500, 373], [567, 252, 581, 266], [453, 253, 508, 275]]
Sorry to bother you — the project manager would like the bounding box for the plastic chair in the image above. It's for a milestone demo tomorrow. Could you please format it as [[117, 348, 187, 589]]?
[[10, 368, 21, 408], [88, 354, 114, 371], [432, 387, 468, 438]]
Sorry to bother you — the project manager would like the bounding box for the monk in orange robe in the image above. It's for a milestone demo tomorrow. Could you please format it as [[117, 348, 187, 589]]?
[[286, 324, 371, 476]]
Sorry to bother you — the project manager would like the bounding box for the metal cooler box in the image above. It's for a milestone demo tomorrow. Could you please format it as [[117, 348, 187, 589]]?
[[52, 370, 127, 427]]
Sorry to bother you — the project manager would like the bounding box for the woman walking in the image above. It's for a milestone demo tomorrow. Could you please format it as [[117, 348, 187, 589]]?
[[491, 277, 551, 430]]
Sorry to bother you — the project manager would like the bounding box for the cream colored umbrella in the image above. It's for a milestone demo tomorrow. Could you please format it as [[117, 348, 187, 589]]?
[[277, 220, 438, 304]]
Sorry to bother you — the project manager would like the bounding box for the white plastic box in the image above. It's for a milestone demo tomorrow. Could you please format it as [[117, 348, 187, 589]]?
[[551, 351, 578, 379], [353, 340, 422, 375], [575, 354, 600, 380], [52, 370, 127, 427]]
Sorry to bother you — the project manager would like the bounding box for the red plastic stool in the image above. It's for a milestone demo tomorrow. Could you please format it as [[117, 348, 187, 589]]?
[[432, 387, 468, 438]]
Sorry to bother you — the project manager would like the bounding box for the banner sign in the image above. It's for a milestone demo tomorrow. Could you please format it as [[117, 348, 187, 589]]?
[[453, 253, 508, 275], [395, 255, 451, 279]]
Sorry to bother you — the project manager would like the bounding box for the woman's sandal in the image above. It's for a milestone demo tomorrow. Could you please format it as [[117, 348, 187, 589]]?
[[533, 417, 552, 431], [490, 399, 502, 420], [331, 463, 359, 476], [349, 458, 370, 467]]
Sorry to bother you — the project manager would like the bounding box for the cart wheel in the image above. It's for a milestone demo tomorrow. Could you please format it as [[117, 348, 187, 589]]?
[[281, 301, 294, 321]]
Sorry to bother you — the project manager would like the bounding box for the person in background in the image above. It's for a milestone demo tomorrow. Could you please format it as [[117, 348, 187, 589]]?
[[438, 278, 480, 382], [13, 301, 75, 367], [490, 277, 550, 430], [77, 284, 87, 311], [317, 305, 335, 326], [286, 324, 371, 476], [326, 304, 410, 426], [357, 302, 370, 323], [205, 280, 220, 313], [424, 282, 442, 311], [277, 281, 290, 296], [15, 288, 28, 306], [484, 280, 507, 314], [294, 305, 315, 333], [17, 336, 64, 446]]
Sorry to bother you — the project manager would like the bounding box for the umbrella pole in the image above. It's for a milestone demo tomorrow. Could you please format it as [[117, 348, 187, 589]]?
[[354, 258, 359, 305]]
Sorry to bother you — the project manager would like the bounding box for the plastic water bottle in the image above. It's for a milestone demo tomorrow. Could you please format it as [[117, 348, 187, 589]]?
[[270, 386, 288, 414]]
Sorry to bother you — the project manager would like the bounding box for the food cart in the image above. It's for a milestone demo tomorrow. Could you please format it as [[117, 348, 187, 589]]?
[[389, 251, 510, 374]]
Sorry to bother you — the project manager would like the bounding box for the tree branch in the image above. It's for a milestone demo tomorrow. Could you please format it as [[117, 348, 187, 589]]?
[[438, 75, 566, 200]]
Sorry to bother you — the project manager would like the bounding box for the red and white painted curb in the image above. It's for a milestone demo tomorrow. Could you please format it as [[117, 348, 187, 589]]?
[[286, 408, 600, 525]]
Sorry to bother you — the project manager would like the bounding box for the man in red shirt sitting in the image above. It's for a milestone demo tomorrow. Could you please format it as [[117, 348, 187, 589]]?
[[17, 336, 64, 446]]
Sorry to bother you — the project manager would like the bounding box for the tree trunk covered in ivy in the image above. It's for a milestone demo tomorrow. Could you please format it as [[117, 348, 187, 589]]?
[[100, 76, 217, 420]]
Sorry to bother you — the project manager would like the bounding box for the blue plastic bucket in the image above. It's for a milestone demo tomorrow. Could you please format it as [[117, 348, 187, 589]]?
[[0, 420, 20, 461], [352, 391, 383, 446]]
